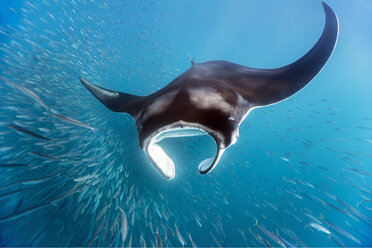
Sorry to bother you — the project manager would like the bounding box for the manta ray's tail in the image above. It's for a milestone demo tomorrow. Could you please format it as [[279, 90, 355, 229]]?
[[79, 77, 144, 119]]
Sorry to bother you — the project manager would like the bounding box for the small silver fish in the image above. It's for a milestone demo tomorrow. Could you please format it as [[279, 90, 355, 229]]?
[[174, 223, 185, 246], [255, 219, 286, 248], [7, 123, 51, 140], [17, 84, 49, 110], [118, 206, 128, 244], [308, 222, 331, 235], [52, 113, 95, 132], [73, 174, 97, 182], [321, 216, 361, 244]]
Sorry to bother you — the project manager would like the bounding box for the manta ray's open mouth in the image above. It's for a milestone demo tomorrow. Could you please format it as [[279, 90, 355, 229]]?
[[145, 127, 220, 179]]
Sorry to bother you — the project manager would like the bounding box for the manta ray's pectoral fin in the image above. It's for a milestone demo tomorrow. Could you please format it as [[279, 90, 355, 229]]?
[[226, 2, 338, 107], [198, 147, 225, 175], [79, 77, 144, 118]]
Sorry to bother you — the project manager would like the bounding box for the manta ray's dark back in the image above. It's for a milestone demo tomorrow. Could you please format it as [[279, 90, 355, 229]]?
[[80, 2, 339, 179]]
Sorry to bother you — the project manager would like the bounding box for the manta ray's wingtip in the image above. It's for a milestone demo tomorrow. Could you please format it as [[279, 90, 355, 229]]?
[[79, 76, 90, 88], [321, 2, 334, 13], [78, 76, 104, 98], [321, 2, 331, 9], [79, 76, 90, 90], [321, 2, 338, 23], [321, 1, 339, 53]]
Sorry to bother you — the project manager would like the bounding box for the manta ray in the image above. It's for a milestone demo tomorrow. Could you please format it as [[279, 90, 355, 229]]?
[[80, 2, 338, 179]]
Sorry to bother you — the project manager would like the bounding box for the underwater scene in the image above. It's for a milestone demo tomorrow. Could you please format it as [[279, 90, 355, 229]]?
[[0, 0, 371, 247]]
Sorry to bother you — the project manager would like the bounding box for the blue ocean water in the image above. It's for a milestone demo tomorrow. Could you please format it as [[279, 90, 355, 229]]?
[[0, 0, 371, 247]]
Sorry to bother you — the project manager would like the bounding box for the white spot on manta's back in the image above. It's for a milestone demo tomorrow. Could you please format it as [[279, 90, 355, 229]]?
[[143, 91, 178, 120], [188, 87, 233, 114]]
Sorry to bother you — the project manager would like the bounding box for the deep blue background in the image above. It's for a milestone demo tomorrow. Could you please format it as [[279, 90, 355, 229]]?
[[0, 0, 371, 246]]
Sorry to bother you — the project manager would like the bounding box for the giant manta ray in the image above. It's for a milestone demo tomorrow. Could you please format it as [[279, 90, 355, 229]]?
[[80, 3, 338, 179]]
